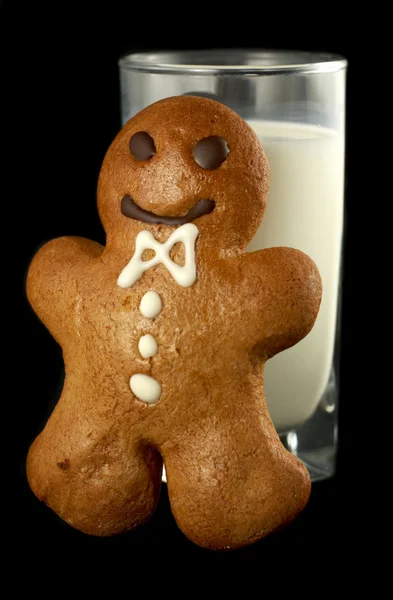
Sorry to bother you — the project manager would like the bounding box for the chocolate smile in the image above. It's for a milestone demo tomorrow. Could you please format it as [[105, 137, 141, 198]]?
[[121, 195, 215, 226]]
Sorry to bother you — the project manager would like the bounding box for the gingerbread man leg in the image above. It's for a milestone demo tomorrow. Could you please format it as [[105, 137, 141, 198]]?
[[27, 384, 162, 536], [162, 405, 310, 550]]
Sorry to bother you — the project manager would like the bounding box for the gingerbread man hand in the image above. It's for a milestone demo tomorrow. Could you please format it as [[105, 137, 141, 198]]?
[[26, 96, 322, 550]]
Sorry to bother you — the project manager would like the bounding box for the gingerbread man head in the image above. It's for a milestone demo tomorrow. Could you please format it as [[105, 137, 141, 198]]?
[[26, 95, 321, 550], [97, 96, 269, 252]]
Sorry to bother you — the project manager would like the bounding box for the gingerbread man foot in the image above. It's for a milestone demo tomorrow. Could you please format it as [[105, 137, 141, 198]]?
[[27, 414, 162, 536]]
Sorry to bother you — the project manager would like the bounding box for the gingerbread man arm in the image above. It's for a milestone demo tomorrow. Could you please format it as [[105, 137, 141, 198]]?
[[26, 236, 103, 345], [235, 247, 322, 358]]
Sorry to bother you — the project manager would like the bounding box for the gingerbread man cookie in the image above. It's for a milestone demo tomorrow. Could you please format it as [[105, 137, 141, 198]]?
[[26, 96, 322, 549]]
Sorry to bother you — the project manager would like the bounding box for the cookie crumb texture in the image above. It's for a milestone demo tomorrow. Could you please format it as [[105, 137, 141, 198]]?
[[26, 96, 322, 550]]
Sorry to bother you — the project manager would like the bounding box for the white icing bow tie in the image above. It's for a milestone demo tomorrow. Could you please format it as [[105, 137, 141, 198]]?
[[117, 223, 199, 289]]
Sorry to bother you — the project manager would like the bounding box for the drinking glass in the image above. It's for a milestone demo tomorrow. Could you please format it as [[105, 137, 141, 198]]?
[[118, 49, 347, 481]]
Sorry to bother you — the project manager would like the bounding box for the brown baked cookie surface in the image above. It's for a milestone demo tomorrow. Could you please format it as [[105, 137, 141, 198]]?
[[26, 95, 322, 549]]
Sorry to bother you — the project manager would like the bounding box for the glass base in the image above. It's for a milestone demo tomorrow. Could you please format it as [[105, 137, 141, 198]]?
[[280, 369, 338, 482], [281, 436, 336, 482]]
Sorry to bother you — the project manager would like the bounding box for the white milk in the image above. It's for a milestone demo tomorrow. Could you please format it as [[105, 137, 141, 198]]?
[[246, 121, 344, 433]]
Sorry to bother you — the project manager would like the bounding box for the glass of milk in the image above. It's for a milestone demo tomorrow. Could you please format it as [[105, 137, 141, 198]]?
[[118, 50, 347, 481]]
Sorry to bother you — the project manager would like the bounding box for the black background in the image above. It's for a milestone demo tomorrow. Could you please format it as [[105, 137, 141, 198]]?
[[6, 1, 366, 570]]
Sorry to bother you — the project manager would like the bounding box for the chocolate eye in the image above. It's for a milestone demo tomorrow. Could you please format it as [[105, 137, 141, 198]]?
[[193, 136, 229, 170], [129, 132, 156, 160]]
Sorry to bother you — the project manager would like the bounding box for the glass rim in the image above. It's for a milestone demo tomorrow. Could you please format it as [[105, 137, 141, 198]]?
[[119, 49, 347, 75]]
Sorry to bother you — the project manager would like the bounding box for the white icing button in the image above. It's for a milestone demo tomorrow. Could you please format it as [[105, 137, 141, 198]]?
[[130, 374, 161, 403], [139, 291, 162, 318], [138, 334, 158, 358]]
